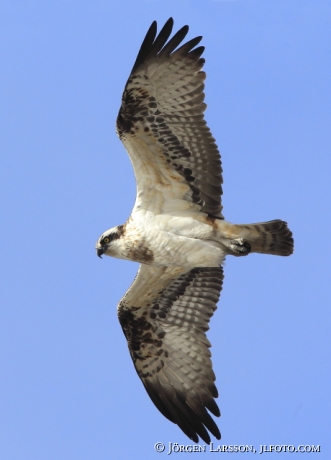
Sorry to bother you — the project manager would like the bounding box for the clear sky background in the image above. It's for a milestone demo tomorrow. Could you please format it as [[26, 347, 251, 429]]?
[[1, 1, 330, 459]]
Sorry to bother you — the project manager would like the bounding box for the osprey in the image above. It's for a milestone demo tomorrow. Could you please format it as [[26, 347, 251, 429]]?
[[95, 18, 293, 444]]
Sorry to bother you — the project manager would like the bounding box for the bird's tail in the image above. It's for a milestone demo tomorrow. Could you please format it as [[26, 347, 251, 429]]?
[[231, 219, 294, 256]]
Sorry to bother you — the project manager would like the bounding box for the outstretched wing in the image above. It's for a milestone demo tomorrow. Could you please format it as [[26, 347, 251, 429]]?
[[117, 264, 224, 443], [116, 18, 223, 218]]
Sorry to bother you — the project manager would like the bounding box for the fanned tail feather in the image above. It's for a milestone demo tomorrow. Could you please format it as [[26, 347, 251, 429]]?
[[235, 219, 294, 256]]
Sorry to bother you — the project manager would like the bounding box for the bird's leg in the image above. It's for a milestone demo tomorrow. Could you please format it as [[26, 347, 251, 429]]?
[[221, 237, 251, 256]]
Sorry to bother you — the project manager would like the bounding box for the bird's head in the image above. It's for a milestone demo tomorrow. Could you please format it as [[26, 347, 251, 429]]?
[[95, 225, 124, 258]]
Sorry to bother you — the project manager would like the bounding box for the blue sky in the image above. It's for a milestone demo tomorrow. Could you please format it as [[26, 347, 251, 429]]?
[[1, 1, 330, 459]]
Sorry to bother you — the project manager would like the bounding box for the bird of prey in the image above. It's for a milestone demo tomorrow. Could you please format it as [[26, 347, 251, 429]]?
[[95, 18, 293, 444]]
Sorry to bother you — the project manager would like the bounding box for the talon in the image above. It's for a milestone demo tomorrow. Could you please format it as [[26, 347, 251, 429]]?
[[228, 238, 251, 255]]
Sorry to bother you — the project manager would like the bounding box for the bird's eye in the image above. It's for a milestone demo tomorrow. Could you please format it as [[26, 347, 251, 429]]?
[[103, 237, 110, 244]]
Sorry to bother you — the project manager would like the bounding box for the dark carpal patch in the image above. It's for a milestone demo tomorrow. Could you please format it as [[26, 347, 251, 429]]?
[[117, 84, 151, 138], [118, 303, 166, 378], [117, 271, 201, 376]]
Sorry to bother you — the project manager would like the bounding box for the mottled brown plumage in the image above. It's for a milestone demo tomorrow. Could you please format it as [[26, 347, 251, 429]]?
[[95, 18, 294, 444], [117, 18, 223, 218], [118, 266, 223, 443]]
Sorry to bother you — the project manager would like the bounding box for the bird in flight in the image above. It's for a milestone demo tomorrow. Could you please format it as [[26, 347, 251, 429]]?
[[95, 18, 293, 444]]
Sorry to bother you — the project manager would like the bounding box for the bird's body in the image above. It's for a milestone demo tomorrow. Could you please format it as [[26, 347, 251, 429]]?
[[95, 18, 293, 444], [109, 218, 225, 268]]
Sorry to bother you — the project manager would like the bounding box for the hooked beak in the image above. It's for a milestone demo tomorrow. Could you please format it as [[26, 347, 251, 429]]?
[[96, 247, 104, 258]]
